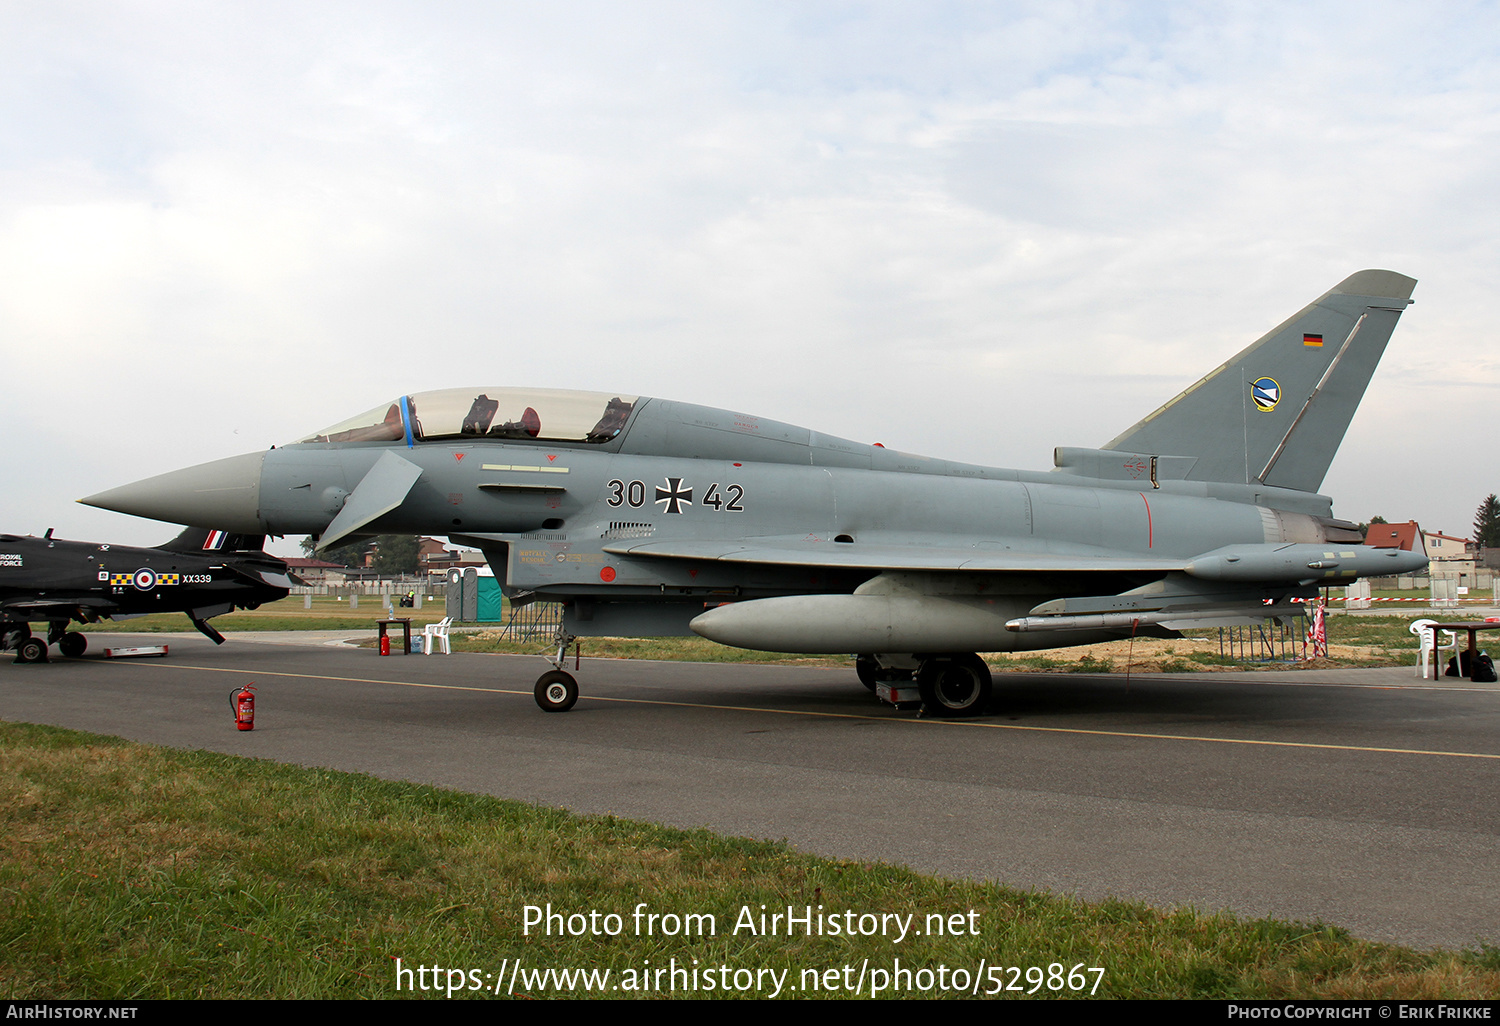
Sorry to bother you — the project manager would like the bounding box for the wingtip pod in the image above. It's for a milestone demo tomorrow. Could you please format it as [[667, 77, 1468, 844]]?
[[1183, 542, 1431, 583]]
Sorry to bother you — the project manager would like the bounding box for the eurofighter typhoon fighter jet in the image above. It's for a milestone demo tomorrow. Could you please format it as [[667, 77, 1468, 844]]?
[[81, 271, 1428, 714]]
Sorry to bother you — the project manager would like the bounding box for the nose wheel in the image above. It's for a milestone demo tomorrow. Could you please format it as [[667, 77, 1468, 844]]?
[[535, 670, 579, 712], [533, 627, 581, 711]]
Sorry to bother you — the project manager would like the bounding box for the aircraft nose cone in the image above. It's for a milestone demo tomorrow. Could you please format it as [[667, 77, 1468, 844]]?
[[79, 451, 266, 533]]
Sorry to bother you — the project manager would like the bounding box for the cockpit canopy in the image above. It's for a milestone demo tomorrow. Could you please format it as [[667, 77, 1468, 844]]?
[[296, 388, 639, 446]]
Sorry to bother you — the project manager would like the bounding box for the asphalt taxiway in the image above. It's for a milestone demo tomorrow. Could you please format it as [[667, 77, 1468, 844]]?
[[3, 632, 1497, 951]]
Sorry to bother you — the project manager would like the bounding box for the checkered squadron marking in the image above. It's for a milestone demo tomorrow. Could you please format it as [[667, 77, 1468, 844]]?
[[109, 569, 180, 590]]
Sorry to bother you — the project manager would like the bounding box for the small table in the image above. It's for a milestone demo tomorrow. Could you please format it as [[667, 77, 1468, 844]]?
[[376, 618, 413, 655], [1425, 621, 1500, 679]]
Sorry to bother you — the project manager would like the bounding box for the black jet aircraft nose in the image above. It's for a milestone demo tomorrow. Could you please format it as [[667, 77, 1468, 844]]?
[[79, 451, 267, 534]]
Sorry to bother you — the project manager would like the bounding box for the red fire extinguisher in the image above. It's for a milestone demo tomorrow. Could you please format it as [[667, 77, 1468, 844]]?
[[231, 684, 256, 731], [379, 633, 390, 656]]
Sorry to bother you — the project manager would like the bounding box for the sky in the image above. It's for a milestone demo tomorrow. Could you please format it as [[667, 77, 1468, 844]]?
[[2, 1, 1496, 555]]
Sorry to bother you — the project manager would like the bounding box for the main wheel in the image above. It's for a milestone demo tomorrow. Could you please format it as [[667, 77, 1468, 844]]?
[[856, 655, 915, 691], [534, 670, 579, 712], [59, 633, 87, 658], [917, 655, 992, 718], [0, 625, 32, 651], [16, 637, 48, 664]]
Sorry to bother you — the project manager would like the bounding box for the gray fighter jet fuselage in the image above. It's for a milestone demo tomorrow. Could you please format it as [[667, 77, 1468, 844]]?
[[81, 270, 1429, 714]]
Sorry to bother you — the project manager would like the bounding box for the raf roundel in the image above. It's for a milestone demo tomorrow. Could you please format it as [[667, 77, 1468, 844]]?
[[1251, 377, 1280, 413], [131, 568, 157, 591]]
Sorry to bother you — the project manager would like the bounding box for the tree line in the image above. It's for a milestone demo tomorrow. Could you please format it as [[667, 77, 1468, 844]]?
[[299, 535, 422, 574]]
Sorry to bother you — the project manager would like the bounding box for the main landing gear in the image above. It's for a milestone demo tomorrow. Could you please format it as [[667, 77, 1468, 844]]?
[[916, 654, 992, 718], [860, 652, 992, 718], [856, 654, 912, 691], [4, 623, 88, 663], [2, 625, 45, 663], [533, 627, 580, 712], [0, 624, 31, 653], [15, 637, 49, 663]]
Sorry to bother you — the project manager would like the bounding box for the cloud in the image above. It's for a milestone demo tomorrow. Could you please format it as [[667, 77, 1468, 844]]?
[[1, 2, 1496, 547]]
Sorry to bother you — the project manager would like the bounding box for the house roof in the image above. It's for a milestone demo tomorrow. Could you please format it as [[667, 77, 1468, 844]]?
[[1365, 521, 1421, 551]]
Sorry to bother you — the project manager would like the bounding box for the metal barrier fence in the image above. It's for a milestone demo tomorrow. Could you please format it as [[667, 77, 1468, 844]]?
[[290, 576, 434, 595], [1218, 617, 1308, 663], [291, 580, 434, 610], [498, 601, 564, 641]]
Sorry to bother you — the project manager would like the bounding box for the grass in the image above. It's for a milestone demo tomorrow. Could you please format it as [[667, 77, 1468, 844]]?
[[2, 720, 1497, 1000], [78, 594, 451, 634], [448, 631, 853, 666]]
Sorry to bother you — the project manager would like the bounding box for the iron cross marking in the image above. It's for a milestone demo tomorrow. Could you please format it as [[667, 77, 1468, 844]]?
[[655, 477, 693, 514]]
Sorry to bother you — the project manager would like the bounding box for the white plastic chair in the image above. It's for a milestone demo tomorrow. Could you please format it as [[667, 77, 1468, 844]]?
[[1410, 618, 1460, 678], [423, 616, 453, 655]]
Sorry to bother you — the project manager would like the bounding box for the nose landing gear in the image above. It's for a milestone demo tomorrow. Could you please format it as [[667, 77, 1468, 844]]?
[[533, 628, 580, 712], [535, 670, 579, 712]]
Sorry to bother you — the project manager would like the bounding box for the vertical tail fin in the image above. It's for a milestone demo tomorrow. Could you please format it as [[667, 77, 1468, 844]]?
[[1104, 270, 1416, 492], [160, 527, 268, 553]]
